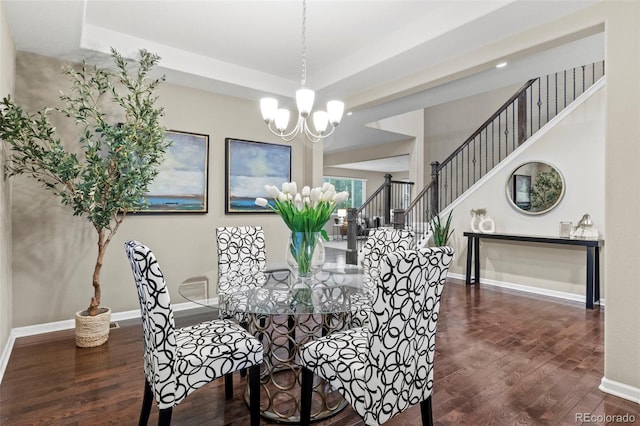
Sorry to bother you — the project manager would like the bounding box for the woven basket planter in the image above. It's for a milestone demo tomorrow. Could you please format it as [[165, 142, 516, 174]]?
[[75, 307, 111, 348]]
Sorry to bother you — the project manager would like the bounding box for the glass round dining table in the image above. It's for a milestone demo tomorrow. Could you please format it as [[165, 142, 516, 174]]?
[[178, 265, 369, 423]]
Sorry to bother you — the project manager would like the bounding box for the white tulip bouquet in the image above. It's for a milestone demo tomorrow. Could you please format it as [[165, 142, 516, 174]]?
[[256, 182, 349, 275]]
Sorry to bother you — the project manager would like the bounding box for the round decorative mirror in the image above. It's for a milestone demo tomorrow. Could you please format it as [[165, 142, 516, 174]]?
[[506, 162, 565, 215]]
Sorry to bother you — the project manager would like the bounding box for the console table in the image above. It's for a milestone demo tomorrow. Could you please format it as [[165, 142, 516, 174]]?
[[463, 232, 603, 309]]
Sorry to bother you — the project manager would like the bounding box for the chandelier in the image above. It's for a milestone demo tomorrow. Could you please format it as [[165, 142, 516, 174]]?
[[259, 0, 344, 143]]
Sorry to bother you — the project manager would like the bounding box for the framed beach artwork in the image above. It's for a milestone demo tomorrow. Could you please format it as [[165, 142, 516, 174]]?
[[225, 138, 291, 214], [137, 130, 209, 213]]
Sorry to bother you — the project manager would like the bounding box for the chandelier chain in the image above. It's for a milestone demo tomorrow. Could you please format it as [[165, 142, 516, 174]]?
[[301, 0, 307, 87]]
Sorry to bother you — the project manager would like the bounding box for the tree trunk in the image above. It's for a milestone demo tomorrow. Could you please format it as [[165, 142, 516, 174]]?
[[87, 230, 106, 316]]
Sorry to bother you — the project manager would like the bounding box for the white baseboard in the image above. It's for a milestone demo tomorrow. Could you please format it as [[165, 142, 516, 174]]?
[[446, 272, 605, 307], [0, 301, 205, 384], [599, 377, 640, 403], [0, 330, 15, 386]]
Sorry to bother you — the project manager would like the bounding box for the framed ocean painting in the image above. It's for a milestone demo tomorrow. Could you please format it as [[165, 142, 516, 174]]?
[[225, 138, 291, 214], [138, 130, 209, 213]]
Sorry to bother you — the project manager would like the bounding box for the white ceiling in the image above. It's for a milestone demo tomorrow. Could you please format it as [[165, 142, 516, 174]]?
[[3, 0, 604, 173]]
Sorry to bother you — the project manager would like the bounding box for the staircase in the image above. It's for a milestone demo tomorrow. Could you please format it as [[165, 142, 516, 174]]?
[[345, 61, 605, 263], [343, 174, 414, 264]]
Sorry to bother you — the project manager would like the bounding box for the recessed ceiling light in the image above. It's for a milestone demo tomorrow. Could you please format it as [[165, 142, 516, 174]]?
[[496, 62, 508, 68], [346, 111, 353, 116]]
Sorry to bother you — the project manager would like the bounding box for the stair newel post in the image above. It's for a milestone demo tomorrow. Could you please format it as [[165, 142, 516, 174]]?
[[383, 174, 392, 226], [517, 88, 528, 145], [346, 207, 358, 265], [431, 162, 440, 213], [393, 209, 405, 230]]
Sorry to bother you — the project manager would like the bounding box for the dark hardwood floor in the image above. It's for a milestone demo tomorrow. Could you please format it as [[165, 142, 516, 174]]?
[[1, 248, 637, 425]]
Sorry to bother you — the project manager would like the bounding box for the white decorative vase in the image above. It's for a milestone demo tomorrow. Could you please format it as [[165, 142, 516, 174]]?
[[470, 213, 484, 233], [75, 307, 111, 348], [479, 216, 496, 233], [471, 210, 495, 234]]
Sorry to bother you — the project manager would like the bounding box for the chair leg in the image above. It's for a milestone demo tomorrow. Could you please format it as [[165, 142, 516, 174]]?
[[249, 364, 261, 426], [300, 367, 314, 426], [225, 373, 234, 399], [288, 315, 296, 359], [158, 407, 173, 426], [421, 395, 433, 426], [139, 380, 153, 426]]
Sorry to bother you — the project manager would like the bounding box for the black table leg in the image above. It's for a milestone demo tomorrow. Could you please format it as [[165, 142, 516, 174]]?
[[594, 246, 600, 302], [474, 236, 480, 285], [466, 236, 473, 284], [586, 247, 594, 309]]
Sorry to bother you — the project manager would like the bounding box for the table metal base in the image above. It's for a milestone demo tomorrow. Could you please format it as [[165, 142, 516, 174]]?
[[244, 312, 350, 423]]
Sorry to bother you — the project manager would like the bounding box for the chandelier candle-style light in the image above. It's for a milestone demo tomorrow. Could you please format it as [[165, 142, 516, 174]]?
[[260, 0, 344, 143]]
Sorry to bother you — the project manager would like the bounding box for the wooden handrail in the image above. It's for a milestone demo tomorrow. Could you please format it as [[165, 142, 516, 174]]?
[[405, 179, 435, 213], [437, 78, 537, 170], [356, 182, 385, 215]]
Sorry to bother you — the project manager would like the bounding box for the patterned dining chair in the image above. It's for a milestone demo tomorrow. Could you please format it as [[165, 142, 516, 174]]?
[[216, 226, 267, 274], [124, 240, 263, 426], [360, 227, 416, 282], [351, 227, 416, 327], [300, 247, 454, 426], [216, 226, 269, 323]]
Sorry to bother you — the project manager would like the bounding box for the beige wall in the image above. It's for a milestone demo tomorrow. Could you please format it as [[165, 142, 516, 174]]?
[[445, 81, 605, 296], [9, 52, 405, 327], [10, 52, 312, 326], [424, 84, 521, 167], [324, 139, 413, 169], [600, 0, 640, 396], [0, 0, 15, 358]]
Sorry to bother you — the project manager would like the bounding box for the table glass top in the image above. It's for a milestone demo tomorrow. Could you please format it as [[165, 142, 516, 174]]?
[[178, 265, 367, 315]]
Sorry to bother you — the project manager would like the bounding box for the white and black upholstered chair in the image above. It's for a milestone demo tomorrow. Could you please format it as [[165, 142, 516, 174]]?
[[216, 225, 267, 274], [124, 240, 264, 426], [215, 226, 294, 372], [351, 227, 416, 327], [216, 226, 269, 322], [360, 227, 416, 282], [300, 247, 454, 426]]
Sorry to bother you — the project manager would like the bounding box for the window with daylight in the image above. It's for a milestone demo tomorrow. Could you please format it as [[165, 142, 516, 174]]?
[[322, 176, 366, 209]]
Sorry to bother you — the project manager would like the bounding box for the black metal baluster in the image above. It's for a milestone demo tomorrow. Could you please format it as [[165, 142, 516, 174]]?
[[554, 73, 558, 116], [530, 84, 534, 137], [478, 133, 482, 180], [504, 110, 509, 158], [498, 115, 502, 161], [484, 127, 488, 176], [465, 144, 469, 192], [491, 121, 495, 167], [563, 69, 567, 108], [456, 154, 460, 201], [511, 103, 515, 151], [448, 164, 452, 208]]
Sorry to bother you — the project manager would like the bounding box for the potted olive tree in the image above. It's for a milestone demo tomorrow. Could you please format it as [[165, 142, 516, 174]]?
[[0, 49, 170, 347]]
